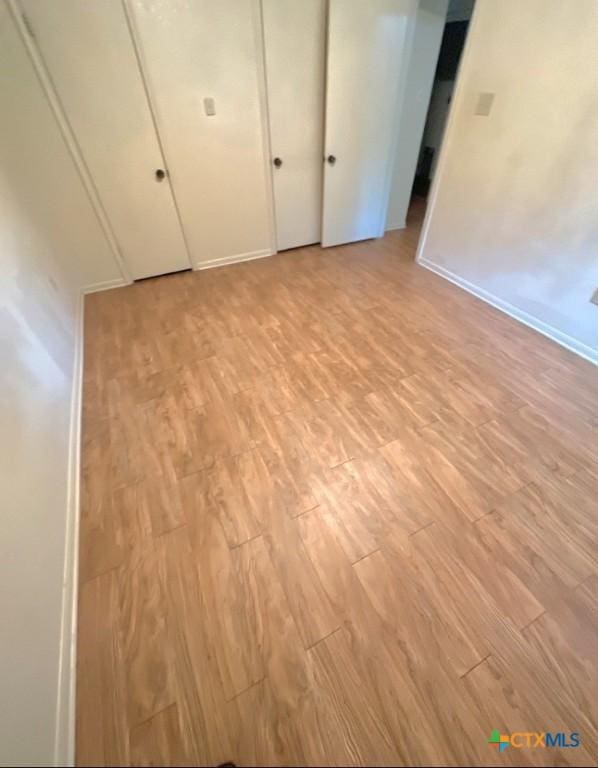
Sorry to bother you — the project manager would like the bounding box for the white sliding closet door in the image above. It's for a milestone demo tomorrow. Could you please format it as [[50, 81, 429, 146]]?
[[127, 0, 274, 268], [322, 0, 415, 247], [21, 0, 190, 280], [263, 0, 326, 251]]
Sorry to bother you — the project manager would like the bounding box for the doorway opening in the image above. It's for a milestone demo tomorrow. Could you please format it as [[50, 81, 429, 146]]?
[[408, 0, 475, 227]]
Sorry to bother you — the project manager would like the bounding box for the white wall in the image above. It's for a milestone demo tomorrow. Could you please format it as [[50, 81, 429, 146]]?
[[387, 0, 447, 230], [128, 0, 275, 268], [418, 0, 598, 362], [0, 5, 119, 765]]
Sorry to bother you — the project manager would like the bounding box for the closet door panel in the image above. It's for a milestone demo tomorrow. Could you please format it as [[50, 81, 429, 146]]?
[[263, 0, 326, 251], [22, 0, 190, 280], [128, 0, 273, 267], [322, 0, 415, 247]]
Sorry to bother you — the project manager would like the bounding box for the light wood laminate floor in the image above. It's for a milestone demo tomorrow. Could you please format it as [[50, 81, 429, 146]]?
[[79, 200, 598, 766]]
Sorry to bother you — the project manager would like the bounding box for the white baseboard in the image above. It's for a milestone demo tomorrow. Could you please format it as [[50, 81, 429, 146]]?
[[418, 258, 598, 366], [385, 219, 406, 232], [193, 248, 274, 271], [83, 277, 129, 294], [84, 251, 277, 286], [53, 292, 85, 766]]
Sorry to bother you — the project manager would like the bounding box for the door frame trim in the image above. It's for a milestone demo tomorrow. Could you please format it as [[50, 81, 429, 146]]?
[[378, 0, 418, 237], [256, 0, 279, 256]]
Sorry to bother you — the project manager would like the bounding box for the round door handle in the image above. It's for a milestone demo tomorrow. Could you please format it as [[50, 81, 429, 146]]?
[[155, 168, 166, 181], [273, 157, 283, 168], [327, 154, 336, 165]]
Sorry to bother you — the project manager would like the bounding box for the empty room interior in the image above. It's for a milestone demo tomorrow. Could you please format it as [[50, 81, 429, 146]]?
[[3, 0, 598, 766]]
